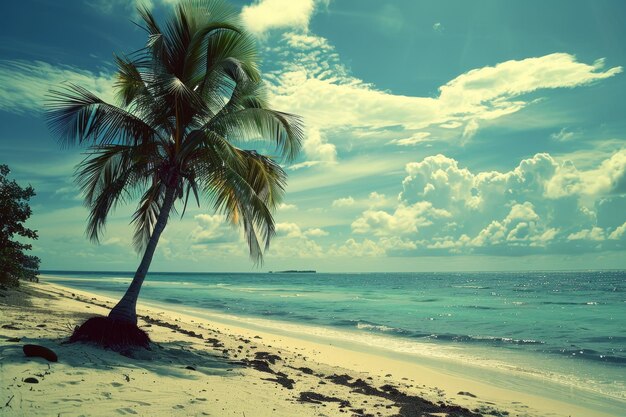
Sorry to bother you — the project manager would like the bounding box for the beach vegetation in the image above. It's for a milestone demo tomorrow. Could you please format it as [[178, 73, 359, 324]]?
[[0, 164, 41, 287], [46, 0, 303, 349]]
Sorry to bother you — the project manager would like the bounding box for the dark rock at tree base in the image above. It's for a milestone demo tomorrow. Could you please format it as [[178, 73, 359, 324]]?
[[69, 316, 150, 351], [23, 344, 58, 362], [23, 377, 39, 384]]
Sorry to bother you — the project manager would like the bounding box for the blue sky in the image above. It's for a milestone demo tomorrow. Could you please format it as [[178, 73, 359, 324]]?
[[1, 0, 625, 272]]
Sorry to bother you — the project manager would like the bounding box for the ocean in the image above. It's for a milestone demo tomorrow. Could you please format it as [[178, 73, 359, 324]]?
[[41, 270, 626, 405]]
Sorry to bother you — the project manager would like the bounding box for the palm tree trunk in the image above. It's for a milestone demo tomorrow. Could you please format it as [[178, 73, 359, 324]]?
[[108, 186, 176, 324]]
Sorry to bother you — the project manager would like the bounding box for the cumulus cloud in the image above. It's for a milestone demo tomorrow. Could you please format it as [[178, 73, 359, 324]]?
[[352, 202, 451, 237], [329, 238, 385, 257], [268, 222, 324, 258], [278, 202, 298, 211], [368, 192, 390, 208], [241, 0, 325, 35], [608, 222, 626, 240], [190, 214, 239, 244], [332, 196, 355, 208], [275, 222, 303, 238], [567, 227, 605, 241], [304, 227, 329, 237], [301, 127, 337, 164], [350, 151, 626, 255], [545, 150, 626, 197]]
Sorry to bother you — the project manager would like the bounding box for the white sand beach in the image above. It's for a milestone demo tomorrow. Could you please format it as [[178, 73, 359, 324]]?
[[1, 281, 623, 417]]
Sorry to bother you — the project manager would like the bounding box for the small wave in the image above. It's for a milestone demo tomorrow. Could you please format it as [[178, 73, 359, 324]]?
[[549, 348, 626, 364], [260, 310, 289, 317], [429, 333, 545, 345], [541, 301, 589, 305], [452, 285, 491, 289], [333, 319, 412, 336], [357, 322, 404, 333], [163, 297, 183, 304]]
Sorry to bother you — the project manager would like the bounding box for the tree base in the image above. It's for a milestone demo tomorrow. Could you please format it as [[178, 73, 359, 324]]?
[[69, 316, 150, 351]]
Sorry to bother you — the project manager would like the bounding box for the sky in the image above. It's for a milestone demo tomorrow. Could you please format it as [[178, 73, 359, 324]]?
[[1, 0, 625, 272]]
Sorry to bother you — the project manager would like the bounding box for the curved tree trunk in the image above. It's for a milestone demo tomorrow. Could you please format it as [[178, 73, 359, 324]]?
[[108, 186, 176, 324]]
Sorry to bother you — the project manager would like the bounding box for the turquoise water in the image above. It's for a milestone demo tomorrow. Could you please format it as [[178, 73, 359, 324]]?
[[42, 270, 626, 401]]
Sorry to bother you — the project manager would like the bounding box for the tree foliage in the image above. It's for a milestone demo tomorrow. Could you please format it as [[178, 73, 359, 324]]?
[[46, 0, 304, 264], [0, 164, 40, 287]]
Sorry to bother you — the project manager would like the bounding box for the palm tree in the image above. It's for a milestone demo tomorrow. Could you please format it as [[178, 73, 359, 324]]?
[[46, 0, 303, 338]]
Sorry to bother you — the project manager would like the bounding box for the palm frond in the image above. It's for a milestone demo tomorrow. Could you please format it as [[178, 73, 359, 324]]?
[[201, 30, 260, 93], [131, 183, 166, 252], [209, 107, 304, 162], [193, 145, 286, 263], [76, 144, 156, 243], [46, 84, 162, 147]]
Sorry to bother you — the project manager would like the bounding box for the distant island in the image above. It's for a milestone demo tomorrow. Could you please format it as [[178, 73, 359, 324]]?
[[268, 270, 317, 274]]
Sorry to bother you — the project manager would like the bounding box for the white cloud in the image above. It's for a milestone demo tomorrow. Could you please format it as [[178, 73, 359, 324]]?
[[288, 161, 322, 170], [287, 154, 405, 193], [390, 132, 432, 146], [368, 192, 390, 208], [462, 119, 479, 142], [301, 126, 337, 163], [190, 214, 239, 244], [352, 202, 451, 237], [268, 222, 324, 258], [0, 60, 116, 113], [332, 196, 355, 208], [551, 128, 576, 141], [329, 238, 385, 257], [567, 227, 605, 241], [101, 237, 126, 247], [241, 0, 321, 35], [268, 40, 622, 159], [349, 151, 626, 255], [304, 227, 329, 237], [278, 203, 298, 211], [470, 203, 548, 247], [546, 150, 626, 198], [608, 222, 626, 240], [275, 222, 303, 238]]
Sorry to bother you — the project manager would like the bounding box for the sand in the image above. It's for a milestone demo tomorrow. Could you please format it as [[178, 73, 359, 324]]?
[[0, 281, 622, 417]]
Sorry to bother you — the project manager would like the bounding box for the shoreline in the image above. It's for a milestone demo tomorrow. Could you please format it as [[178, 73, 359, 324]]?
[[40, 273, 626, 404], [0, 281, 623, 416]]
